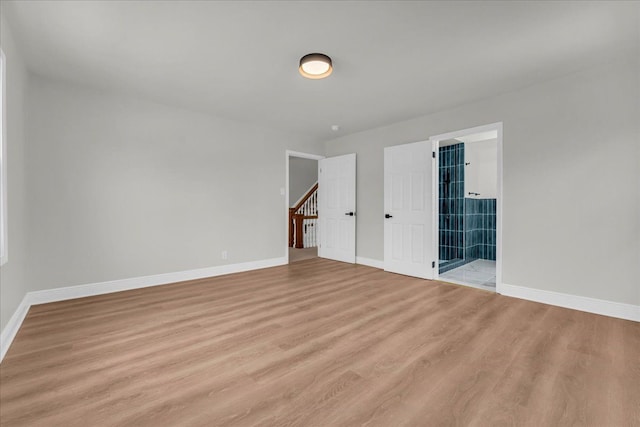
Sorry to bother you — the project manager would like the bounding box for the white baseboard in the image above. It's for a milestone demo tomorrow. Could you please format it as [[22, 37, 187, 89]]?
[[0, 257, 286, 363], [356, 256, 384, 270], [0, 294, 31, 362], [500, 283, 640, 322], [28, 257, 286, 305]]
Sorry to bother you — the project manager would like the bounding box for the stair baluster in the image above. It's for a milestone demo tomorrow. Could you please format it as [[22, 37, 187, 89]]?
[[289, 183, 318, 249]]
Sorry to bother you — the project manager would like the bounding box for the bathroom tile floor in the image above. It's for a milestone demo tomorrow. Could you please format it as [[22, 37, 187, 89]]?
[[439, 259, 496, 291]]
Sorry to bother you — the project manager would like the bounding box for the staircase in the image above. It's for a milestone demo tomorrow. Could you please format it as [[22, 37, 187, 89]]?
[[289, 183, 318, 249]]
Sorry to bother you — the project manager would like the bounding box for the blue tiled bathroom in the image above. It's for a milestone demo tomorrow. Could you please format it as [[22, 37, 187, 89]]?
[[438, 135, 498, 289]]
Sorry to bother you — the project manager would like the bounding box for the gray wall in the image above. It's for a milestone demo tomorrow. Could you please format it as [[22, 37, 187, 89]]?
[[24, 75, 323, 294], [325, 57, 640, 306], [465, 139, 497, 199], [289, 157, 317, 206], [0, 14, 29, 331]]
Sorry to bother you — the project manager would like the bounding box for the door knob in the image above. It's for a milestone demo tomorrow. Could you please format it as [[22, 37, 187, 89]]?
[[385, 214, 393, 218], [345, 212, 354, 216]]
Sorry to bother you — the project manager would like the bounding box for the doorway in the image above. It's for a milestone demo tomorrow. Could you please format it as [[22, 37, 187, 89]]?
[[285, 151, 357, 265], [286, 151, 323, 264], [430, 123, 503, 292]]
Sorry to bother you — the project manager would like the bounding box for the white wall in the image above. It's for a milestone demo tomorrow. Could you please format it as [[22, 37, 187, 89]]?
[[0, 14, 29, 331], [289, 157, 317, 206], [24, 75, 323, 293], [325, 57, 640, 306], [465, 138, 497, 199]]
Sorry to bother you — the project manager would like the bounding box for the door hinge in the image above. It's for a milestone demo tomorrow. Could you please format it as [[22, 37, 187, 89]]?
[[432, 152, 436, 158], [432, 261, 435, 268]]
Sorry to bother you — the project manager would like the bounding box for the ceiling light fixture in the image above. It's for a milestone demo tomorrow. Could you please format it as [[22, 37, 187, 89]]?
[[299, 53, 332, 79]]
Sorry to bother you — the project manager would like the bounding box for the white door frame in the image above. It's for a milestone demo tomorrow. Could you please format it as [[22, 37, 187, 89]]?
[[428, 122, 503, 294], [285, 150, 325, 263]]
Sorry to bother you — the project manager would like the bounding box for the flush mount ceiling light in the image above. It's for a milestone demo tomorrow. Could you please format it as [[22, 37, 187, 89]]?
[[299, 53, 333, 79]]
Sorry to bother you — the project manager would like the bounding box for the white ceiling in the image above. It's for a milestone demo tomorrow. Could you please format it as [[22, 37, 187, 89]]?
[[3, 1, 639, 141]]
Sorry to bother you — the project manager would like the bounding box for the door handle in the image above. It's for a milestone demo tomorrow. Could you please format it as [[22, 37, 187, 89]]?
[[345, 212, 354, 216], [385, 214, 393, 218]]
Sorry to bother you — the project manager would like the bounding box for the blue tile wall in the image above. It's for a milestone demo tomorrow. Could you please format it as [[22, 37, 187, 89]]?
[[438, 143, 465, 263], [464, 198, 496, 261]]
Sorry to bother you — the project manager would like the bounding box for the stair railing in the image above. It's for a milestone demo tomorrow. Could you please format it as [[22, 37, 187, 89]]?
[[289, 183, 318, 249]]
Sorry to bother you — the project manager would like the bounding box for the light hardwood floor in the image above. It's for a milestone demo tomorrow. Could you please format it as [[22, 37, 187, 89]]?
[[288, 247, 317, 264], [1, 258, 638, 426]]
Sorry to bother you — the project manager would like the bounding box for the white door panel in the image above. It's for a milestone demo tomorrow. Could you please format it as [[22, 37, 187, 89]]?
[[318, 154, 356, 263], [384, 142, 434, 279]]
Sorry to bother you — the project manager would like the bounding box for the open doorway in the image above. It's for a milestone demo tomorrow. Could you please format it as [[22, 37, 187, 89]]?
[[430, 123, 503, 292], [285, 151, 324, 264]]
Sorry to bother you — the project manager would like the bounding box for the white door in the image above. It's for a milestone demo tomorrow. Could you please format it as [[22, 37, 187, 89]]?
[[384, 142, 434, 279], [318, 153, 356, 263]]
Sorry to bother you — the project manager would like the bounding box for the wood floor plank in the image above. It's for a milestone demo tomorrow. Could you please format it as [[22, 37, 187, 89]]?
[[1, 258, 638, 426]]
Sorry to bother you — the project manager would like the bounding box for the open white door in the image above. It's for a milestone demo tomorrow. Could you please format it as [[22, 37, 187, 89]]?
[[384, 142, 434, 279], [318, 153, 356, 263]]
